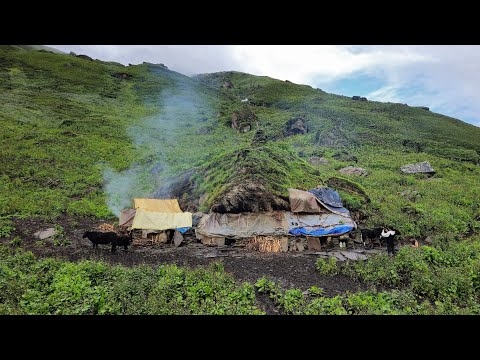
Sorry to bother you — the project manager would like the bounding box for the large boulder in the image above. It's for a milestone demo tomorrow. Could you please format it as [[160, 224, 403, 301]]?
[[153, 169, 198, 212], [34, 228, 56, 240], [400, 161, 435, 174], [223, 79, 234, 89], [309, 156, 329, 166], [112, 72, 132, 80], [231, 106, 257, 133], [75, 54, 93, 61], [352, 96, 367, 101], [338, 166, 368, 177], [284, 117, 308, 136]]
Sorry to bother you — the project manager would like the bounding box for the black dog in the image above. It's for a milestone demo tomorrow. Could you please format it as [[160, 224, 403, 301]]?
[[360, 227, 401, 248], [360, 228, 384, 247]]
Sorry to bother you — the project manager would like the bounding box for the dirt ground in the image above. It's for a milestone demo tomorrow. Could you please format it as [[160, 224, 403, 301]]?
[[3, 215, 379, 313]]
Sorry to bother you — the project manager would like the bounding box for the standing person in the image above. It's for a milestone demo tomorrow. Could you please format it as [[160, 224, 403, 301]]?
[[381, 227, 396, 256]]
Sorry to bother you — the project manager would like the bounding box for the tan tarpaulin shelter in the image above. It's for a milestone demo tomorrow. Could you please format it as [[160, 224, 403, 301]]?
[[288, 188, 351, 216], [120, 198, 192, 231], [133, 198, 182, 213], [195, 211, 355, 239], [196, 211, 288, 239], [288, 188, 324, 213], [132, 208, 192, 231]]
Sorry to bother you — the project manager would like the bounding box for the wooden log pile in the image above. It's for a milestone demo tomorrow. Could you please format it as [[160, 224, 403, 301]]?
[[96, 223, 116, 232], [246, 236, 282, 253]]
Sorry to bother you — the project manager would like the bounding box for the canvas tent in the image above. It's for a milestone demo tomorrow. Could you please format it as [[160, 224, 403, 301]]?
[[288, 188, 323, 213], [133, 199, 182, 213], [132, 208, 192, 232], [119, 198, 192, 232], [196, 211, 289, 239], [195, 187, 356, 240], [288, 187, 351, 216], [196, 210, 355, 239]]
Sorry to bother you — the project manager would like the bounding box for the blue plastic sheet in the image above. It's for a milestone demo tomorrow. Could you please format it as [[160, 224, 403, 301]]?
[[176, 227, 191, 234], [288, 225, 354, 236]]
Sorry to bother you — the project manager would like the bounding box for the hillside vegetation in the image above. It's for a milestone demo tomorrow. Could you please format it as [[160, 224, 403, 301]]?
[[3, 238, 480, 315], [1, 46, 480, 315], [1, 46, 479, 240]]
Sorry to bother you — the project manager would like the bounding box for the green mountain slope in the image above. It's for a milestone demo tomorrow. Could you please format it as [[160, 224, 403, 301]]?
[[4, 45, 65, 54], [1, 45, 479, 240]]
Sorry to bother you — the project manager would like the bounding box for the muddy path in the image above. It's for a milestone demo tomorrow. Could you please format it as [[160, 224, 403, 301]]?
[[4, 216, 374, 301]]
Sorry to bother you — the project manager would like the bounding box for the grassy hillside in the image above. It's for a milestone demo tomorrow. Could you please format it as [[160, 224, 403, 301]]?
[[6, 45, 65, 54], [1, 46, 480, 242], [195, 72, 480, 239], [0, 46, 149, 218], [2, 46, 480, 315]]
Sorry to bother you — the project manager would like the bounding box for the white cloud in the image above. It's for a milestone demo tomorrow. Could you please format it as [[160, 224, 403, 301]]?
[[49, 45, 236, 75], [362, 46, 480, 126], [366, 85, 404, 103], [230, 45, 431, 85]]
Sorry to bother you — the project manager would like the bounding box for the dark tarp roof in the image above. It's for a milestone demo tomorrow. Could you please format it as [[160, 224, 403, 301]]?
[[308, 187, 350, 216]]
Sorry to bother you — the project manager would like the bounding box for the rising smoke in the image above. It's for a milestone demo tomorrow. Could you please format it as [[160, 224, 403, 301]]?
[[103, 75, 214, 217]]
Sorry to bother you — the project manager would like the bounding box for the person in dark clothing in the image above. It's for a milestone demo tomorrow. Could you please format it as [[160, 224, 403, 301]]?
[[381, 228, 396, 256]]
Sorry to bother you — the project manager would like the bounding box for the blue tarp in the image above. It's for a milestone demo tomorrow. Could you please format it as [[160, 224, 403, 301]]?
[[288, 225, 354, 237], [176, 227, 191, 234]]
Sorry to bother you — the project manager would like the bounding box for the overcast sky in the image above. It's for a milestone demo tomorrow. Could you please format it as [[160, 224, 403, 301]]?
[[50, 45, 480, 127]]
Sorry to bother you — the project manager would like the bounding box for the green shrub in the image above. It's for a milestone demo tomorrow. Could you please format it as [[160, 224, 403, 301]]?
[[315, 257, 338, 275], [0, 248, 263, 315], [0, 219, 15, 238], [303, 296, 348, 315], [340, 236, 480, 309], [279, 289, 305, 314], [52, 225, 70, 246], [9, 236, 22, 247]]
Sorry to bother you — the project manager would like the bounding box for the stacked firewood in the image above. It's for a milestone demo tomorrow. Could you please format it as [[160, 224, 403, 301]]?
[[97, 223, 116, 232], [246, 236, 282, 253]]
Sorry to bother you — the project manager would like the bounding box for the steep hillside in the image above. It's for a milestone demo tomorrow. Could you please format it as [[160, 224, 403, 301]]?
[[197, 71, 480, 155], [1, 46, 479, 241], [195, 71, 480, 239], [4, 45, 65, 54]]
